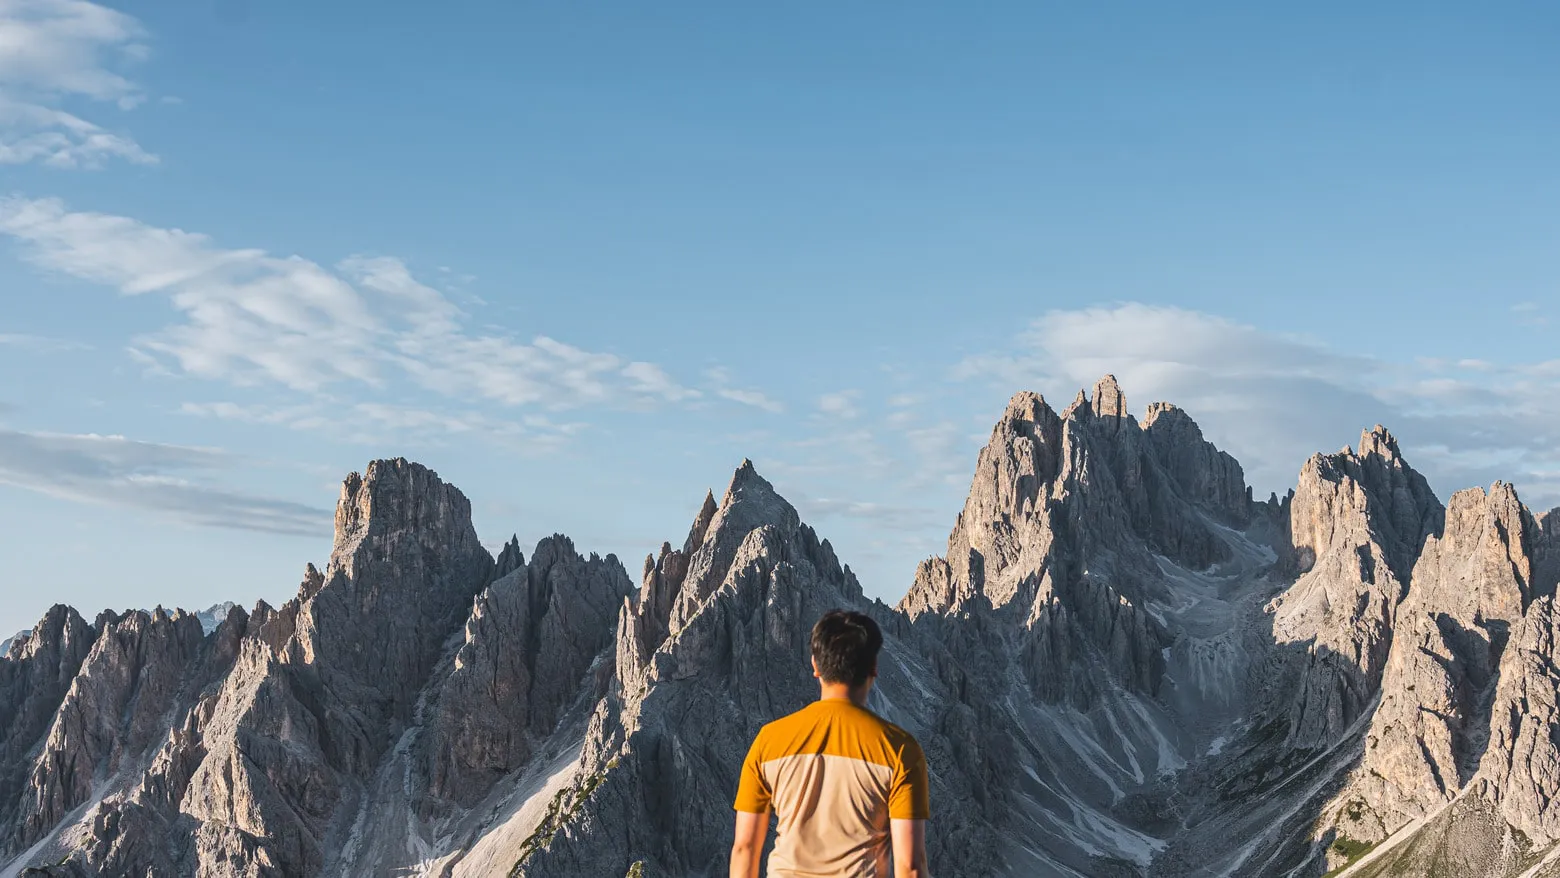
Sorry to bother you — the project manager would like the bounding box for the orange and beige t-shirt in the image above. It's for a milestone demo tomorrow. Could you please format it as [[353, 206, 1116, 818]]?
[[734, 698, 929, 878]]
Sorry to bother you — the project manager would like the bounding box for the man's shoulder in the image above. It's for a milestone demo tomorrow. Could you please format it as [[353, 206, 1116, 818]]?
[[750, 702, 822, 749], [871, 714, 923, 756], [762, 701, 820, 730]]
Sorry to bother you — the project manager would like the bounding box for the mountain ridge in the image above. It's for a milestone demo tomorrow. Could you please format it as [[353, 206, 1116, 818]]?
[[3, 377, 1558, 877]]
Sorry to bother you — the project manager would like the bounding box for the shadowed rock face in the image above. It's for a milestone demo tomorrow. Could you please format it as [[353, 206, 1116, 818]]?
[[419, 534, 634, 811], [6, 380, 1560, 878]]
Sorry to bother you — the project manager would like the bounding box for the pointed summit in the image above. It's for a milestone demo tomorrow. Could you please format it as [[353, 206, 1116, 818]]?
[[1291, 428, 1441, 583], [495, 535, 525, 580], [302, 459, 496, 748], [682, 489, 719, 554], [1062, 388, 1090, 420], [618, 459, 860, 692], [1003, 390, 1053, 423], [1090, 374, 1127, 422], [1359, 424, 1402, 460]]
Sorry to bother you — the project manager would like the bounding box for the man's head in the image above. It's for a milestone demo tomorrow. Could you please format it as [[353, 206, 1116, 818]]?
[[810, 609, 883, 689]]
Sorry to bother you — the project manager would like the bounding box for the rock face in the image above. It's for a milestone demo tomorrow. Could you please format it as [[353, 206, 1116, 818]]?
[[420, 534, 633, 811], [6, 380, 1560, 878], [901, 378, 1246, 710], [1342, 484, 1542, 830], [1268, 428, 1444, 751]]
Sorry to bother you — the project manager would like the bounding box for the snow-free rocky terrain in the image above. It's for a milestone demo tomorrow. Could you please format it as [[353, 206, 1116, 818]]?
[[3, 376, 1558, 877]]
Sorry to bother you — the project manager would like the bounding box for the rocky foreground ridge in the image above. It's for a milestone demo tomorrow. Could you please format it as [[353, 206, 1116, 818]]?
[[3, 376, 1559, 877]]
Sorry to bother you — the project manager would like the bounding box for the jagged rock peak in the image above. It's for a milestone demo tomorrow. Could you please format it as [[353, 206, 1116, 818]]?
[[4, 604, 91, 662], [422, 533, 631, 809], [1091, 373, 1127, 421], [1291, 426, 1442, 583], [1002, 389, 1054, 422], [1359, 424, 1402, 460], [1141, 399, 1250, 525], [677, 462, 851, 622], [619, 461, 857, 694], [1142, 401, 1187, 429], [495, 534, 526, 579], [1341, 482, 1540, 823], [329, 458, 483, 579], [295, 459, 495, 750], [1062, 387, 1089, 420], [683, 489, 719, 554], [713, 460, 799, 536], [299, 561, 325, 600], [1437, 482, 1543, 609]]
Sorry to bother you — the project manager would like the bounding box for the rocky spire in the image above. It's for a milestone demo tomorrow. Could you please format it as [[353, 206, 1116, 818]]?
[[495, 534, 526, 580], [665, 460, 807, 633], [185, 459, 496, 874], [1477, 596, 1560, 845], [13, 608, 206, 851], [683, 489, 719, 555], [0, 605, 96, 855], [418, 534, 631, 810], [1142, 401, 1250, 525], [1270, 428, 1444, 749], [1338, 482, 1551, 838], [302, 459, 495, 724], [901, 390, 1063, 618], [1090, 374, 1128, 428]]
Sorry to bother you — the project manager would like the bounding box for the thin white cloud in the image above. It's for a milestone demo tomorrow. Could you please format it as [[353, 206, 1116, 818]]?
[[717, 388, 784, 413], [0, 330, 89, 351], [1511, 301, 1550, 328], [704, 367, 784, 413], [817, 390, 860, 420], [0, 427, 329, 535], [0, 196, 700, 412], [0, 0, 155, 167], [956, 303, 1560, 509], [180, 399, 585, 454], [791, 495, 942, 531], [623, 361, 702, 404]]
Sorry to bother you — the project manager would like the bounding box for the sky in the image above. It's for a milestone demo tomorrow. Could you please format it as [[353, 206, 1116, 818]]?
[[0, 0, 1556, 638]]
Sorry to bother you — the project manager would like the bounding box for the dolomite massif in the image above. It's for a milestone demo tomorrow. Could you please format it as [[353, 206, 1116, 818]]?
[[3, 376, 1559, 877]]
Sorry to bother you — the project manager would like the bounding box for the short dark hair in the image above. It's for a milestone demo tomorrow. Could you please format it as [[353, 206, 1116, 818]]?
[[811, 610, 883, 687]]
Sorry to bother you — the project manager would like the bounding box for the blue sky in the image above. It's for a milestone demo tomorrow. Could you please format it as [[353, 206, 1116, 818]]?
[[0, 0, 1556, 637]]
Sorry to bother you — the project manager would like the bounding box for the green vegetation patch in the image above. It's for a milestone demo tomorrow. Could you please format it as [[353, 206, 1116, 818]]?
[[1321, 834, 1377, 877], [508, 771, 609, 876]]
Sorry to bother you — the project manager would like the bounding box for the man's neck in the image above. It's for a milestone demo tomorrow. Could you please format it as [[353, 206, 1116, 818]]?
[[818, 682, 871, 708]]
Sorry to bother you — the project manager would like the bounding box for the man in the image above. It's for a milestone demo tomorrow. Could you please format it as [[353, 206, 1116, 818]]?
[[730, 609, 930, 878]]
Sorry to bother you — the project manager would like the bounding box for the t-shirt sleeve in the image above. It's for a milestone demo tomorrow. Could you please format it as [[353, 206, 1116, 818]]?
[[733, 732, 772, 813], [889, 736, 930, 820]]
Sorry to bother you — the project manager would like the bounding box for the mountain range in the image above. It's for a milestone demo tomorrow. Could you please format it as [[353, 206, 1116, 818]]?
[[3, 375, 1558, 877]]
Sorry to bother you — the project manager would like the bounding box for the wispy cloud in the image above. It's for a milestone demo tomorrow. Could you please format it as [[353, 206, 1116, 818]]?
[[0, 197, 702, 415], [0, 427, 330, 535], [705, 366, 784, 413], [0, 0, 155, 167], [0, 330, 89, 351], [956, 303, 1560, 509], [791, 495, 943, 531], [1512, 301, 1549, 328], [816, 390, 860, 420], [180, 399, 585, 454]]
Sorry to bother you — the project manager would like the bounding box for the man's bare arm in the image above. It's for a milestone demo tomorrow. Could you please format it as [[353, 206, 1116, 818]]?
[[891, 818, 929, 878], [729, 809, 769, 878]]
